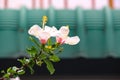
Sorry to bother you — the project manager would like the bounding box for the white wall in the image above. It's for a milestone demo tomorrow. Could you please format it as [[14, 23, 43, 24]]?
[[114, 0, 120, 9], [95, 0, 109, 9]]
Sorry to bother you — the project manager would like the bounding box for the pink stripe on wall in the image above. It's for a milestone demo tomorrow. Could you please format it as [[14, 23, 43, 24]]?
[[4, 0, 8, 9], [64, 0, 68, 8], [48, 0, 52, 6], [32, 0, 36, 8], [40, 0, 43, 8], [92, 0, 95, 9]]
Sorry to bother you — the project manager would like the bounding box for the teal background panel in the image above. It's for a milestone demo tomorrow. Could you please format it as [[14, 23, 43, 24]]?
[[0, 10, 19, 57], [104, 7, 114, 57], [55, 9, 76, 29], [113, 10, 120, 57], [84, 10, 105, 58], [27, 9, 47, 27], [0, 30, 19, 57], [86, 29, 105, 58]]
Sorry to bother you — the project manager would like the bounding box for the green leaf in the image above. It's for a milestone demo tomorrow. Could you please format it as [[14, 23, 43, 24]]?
[[44, 59, 55, 75], [39, 53, 47, 60], [3, 73, 10, 78], [29, 36, 41, 48], [26, 46, 38, 57], [1, 70, 5, 74], [18, 58, 30, 65], [56, 47, 63, 54], [36, 60, 43, 66], [17, 69, 25, 75], [29, 59, 35, 67], [47, 38, 52, 46], [49, 55, 60, 62], [17, 59, 24, 65], [58, 47, 63, 53], [28, 65, 34, 74], [7, 67, 12, 73]]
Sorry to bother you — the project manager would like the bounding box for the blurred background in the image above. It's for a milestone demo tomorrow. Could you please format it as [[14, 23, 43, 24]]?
[[0, 0, 120, 80], [0, 0, 120, 9]]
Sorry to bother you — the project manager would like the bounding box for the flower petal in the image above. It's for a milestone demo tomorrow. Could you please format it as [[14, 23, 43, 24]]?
[[65, 36, 80, 45], [59, 26, 69, 36], [56, 37, 65, 44], [28, 25, 42, 38], [45, 26, 58, 37], [10, 77, 20, 80], [38, 31, 51, 44], [51, 26, 58, 36], [44, 26, 52, 32]]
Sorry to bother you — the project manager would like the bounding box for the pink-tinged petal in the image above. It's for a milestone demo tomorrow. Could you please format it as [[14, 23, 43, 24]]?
[[28, 25, 42, 38], [56, 33, 68, 45], [40, 39, 47, 44], [38, 31, 51, 44], [65, 36, 80, 45], [59, 26, 69, 36], [56, 37, 65, 44]]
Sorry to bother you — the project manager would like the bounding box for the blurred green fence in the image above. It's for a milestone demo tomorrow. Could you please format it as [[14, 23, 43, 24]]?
[[0, 7, 120, 58]]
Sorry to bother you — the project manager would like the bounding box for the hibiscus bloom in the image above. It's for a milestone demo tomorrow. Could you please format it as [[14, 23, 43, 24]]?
[[28, 25, 80, 45], [28, 25, 50, 44], [56, 26, 80, 45], [28, 25, 42, 38]]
